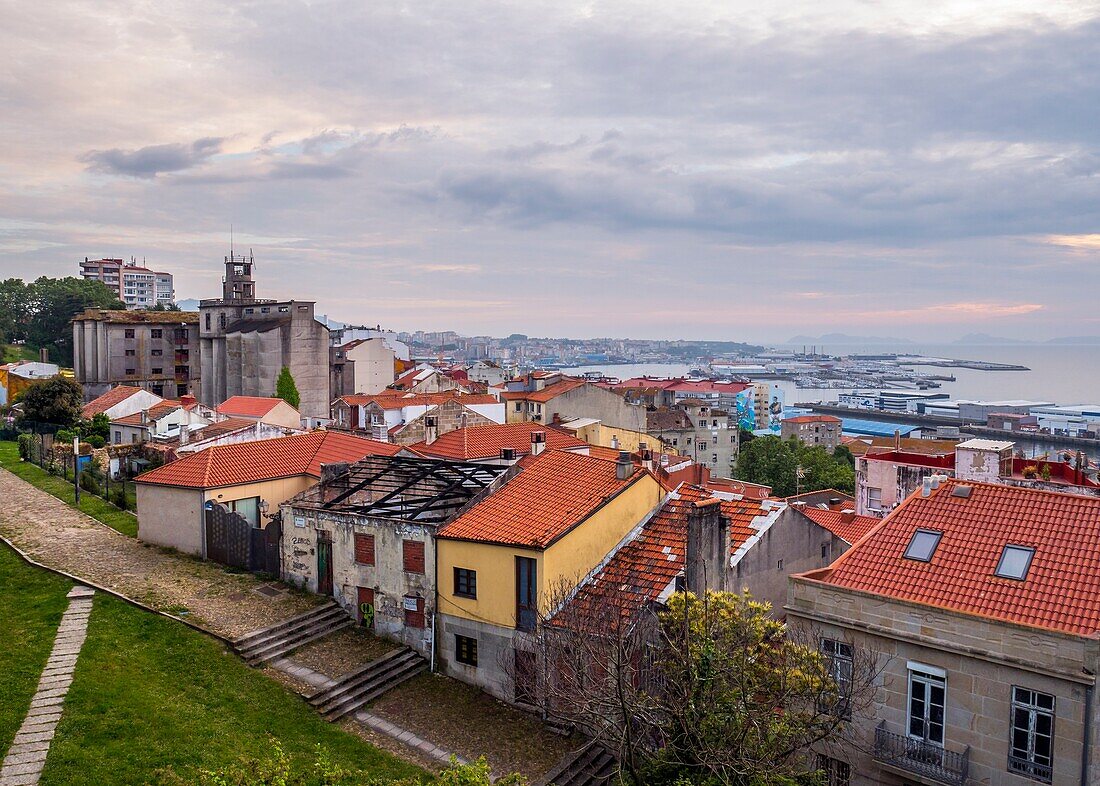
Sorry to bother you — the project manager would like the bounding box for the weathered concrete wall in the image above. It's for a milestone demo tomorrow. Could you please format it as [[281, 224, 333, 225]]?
[[136, 484, 205, 554], [438, 613, 521, 700], [281, 506, 436, 656], [545, 385, 647, 433], [787, 577, 1100, 786], [394, 400, 498, 446]]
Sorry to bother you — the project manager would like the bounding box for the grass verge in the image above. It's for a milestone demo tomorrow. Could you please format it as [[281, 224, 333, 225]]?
[[0, 440, 138, 537], [41, 591, 427, 785], [0, 545, 72, 753]]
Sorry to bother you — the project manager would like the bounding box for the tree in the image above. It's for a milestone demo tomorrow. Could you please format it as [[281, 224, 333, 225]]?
[[148, 301, 182, 311], [0, 278, 29, 345], [734, 436, 854, 497], [734, 436, 800, 496], [25, 276, 125, 365], [18, 377, 84, 427], [276, 366, 301, 409], [529, 587, 880, 786]]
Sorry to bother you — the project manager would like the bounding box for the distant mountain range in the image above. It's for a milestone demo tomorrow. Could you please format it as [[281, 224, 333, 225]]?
[[784, 333, 914, 346], [954, 333, 1100, 346]]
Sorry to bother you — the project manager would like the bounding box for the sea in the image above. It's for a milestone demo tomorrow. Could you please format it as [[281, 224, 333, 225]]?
[[561, 344, 1100, 409]]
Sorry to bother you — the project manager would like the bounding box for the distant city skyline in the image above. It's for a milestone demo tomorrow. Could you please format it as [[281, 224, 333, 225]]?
[[2, 1, 1099, 342]]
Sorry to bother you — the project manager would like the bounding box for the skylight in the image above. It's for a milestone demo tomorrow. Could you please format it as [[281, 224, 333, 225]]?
[[995, 545, 1035, 580], [903, 529, 942, 562]]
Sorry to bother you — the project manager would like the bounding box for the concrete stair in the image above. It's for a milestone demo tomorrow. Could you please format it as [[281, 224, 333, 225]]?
[[233, 601, 353, 666], [537, 741, 618, 786], [307, 646, 427, 721]]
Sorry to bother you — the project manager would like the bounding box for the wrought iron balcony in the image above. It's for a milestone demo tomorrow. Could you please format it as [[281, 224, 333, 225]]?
[[1008, 755, 1052, 783], [873, 721, 969, 785]]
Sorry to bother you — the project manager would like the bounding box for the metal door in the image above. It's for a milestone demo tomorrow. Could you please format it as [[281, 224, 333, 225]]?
[[317, 532, 334, 596], [357, 587, 375, 628]]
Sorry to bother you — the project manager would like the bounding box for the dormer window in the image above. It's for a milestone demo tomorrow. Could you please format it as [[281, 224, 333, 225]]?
[[903, 529, 942, 562], [995, 545, 1035, 580]]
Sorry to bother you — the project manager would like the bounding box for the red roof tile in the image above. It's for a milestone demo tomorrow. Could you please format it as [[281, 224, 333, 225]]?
[[216, 396, 291, 417], [110, 401, 182, 426], [805, 479, 1100, 636], [135, 430, 399, 489], [81, 385, 147, 418], [437, 451, 647, 548], [797, 507, 878, 545], [337, 391, 499, 409], [412, 422, 587, 461], [783, 415, 842, 424], [500, 378, 588, 403]]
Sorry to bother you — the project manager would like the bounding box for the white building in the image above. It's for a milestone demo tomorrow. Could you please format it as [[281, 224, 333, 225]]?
[[80, 258, 175, 309]]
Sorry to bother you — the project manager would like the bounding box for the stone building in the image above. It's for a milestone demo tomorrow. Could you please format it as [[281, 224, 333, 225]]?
[[280, 456, 510, 656], [780, 414, 842, 452], [198, 252, 330, 420], [72, 309, 200, 400], [647, 399, 739, 476], [788, 478, 1100, 786], [502, 373, 647, 433]]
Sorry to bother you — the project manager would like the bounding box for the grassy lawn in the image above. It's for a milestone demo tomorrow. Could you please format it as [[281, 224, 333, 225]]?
[[0, 545, 73, 755], [38, 585, 427, 784], [2, 343, 38, 363], [0, 440, 138, 537]]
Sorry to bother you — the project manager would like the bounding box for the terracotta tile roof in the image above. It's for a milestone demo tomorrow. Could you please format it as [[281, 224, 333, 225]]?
[[500, 378, 588, 403], [184, 417, 259, 441], [216, 396, 291, 417], [412, 421, 587, 461], [135, 430, 399, 489], [783, 489, 855, 509], [559, 485, 711, 625], [805, 478, 1100, 636], [337, 391, 499, 409], [81, 385, 147, 418], [797, 507, 879, 545], [721, 497, 768, 551], [437, 450, 647, 548], [783, 415, 841, 424], [110, 401, 182, 426], [844, 437, 958, 457], [647, 408, 692, 431]]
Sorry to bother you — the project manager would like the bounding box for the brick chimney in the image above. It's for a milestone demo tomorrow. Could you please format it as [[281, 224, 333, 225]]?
[[531, 430, 546, 456], [685, 498, 728, 594], [424, 415, 439, 445]]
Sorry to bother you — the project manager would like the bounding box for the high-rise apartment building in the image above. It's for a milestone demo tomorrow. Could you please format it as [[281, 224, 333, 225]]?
[[80, 257, 175, 309]]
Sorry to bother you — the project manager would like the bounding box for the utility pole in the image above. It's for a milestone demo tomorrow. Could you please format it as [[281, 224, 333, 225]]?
[[73, 435, 81, 503]]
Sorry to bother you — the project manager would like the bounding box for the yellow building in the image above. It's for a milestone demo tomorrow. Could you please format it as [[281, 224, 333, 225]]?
[[555, 416, 677, 456], [134, 430, 400, 556], [435, 449, 665, 703], [0, 360, 60, 407]]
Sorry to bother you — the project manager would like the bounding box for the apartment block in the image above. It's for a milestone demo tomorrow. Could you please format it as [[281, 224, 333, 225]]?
[[80, 257, 175, 309]]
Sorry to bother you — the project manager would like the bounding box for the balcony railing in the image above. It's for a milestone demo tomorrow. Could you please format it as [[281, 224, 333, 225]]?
[[874, 721, 969, 785], [1008, 755, 1052, 784]]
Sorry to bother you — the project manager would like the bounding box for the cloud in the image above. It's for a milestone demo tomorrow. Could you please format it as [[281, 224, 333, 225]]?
[[80, 137, 224, 178]]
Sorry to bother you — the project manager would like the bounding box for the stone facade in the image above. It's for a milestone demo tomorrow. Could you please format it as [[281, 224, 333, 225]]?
[[392, 399, 498, 446], [786, 576, 1100, 786]]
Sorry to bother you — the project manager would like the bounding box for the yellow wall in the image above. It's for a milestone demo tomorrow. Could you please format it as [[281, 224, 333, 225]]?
[[202, 475, 314, 525], [436, 472, 665, 628], [576, 423, 676, 456]]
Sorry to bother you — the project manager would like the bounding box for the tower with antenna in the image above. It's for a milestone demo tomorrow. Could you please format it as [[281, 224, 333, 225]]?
[[222, 248, 256, 302]]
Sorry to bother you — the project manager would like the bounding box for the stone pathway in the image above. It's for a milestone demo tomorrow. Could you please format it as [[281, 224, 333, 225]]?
[[0, 586, 95, 786], [0, 468, 321, 638], [268, 658, 465, 767]]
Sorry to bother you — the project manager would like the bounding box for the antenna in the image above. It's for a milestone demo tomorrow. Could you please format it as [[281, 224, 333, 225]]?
[[230, 224, 234, 258]]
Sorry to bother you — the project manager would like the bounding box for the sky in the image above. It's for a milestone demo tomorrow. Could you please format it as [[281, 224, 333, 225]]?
[[2, 0, 1099, 343]]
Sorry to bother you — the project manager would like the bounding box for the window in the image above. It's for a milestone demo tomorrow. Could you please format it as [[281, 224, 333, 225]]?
[[150, 329, 162, 338], [354, 533, 375, 565], [821, 543, 830, 560], [278, 305, 289, 312], [218, 313, 226, 329], [230, 496, 260, 527], [820, 639, 853, 718], [699, 441, 708, 451], [996, 545, 1035, 581], [516, 556, 537, 631], [454, 567, 477, 599], [515, 402, 522, 412], [402, 540, 425, 574], [816, 755, 850, 786], [125, 368, 135, 375], [777, 559, 784, 570], [113, 430, 121, 444], [151, 349, 162, 356], [904, 529, 943, 562], [455, 635, 478, 666], [124, 329, 135, 338], [125, 349, 136, 356], [867, 486, 883, 510], [1010, 687, 1054, 782], [152, 368, 162, 375], [204, 313, 211, 330], [908, 664, 946, 746]]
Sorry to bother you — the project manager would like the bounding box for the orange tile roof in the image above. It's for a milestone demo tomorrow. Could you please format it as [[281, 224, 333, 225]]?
[[721, 497, 768, 552], [805, 479, 1100, 636], [797, 507, 878, 545], [783, 415, 841, 424], [437, 450, 647, 548], [81, 385, 147, 418], [135, 430, 399, 489], [412, 422, 587, 461], [110, 401, 182, 426], [337, 391, 499, 409], [500, 378, 588, 403], [216, 396, 291, 417]]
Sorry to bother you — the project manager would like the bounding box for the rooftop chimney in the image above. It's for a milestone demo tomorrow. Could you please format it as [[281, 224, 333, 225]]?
[[499, 447, 517, 464], [180, 394, 197, 409], [611, 435, 620, 450], [179, 425, 190, 446], [39, 347, 48, 364], [894, 429, 901, 451], [641, 448, 653, 471], [840, 508, 856, 524], [616, 450, 633, 481], [425, 415, 439, 445], [531, 430, 546, 456], [686, 498, 728, 593], [921, 477, 932, 497]]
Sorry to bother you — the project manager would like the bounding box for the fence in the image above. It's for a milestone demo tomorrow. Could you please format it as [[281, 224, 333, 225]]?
[[15, 431, 139, 513]]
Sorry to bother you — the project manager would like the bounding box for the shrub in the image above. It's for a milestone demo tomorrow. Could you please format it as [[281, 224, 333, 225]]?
[[1041, 464, 1052, 481], [111, 487, 128, 509], [55, 428, 76, 444], [86, 434, 106, 449], [79, 470, 101, 496], [17, 433, 34, 460]]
